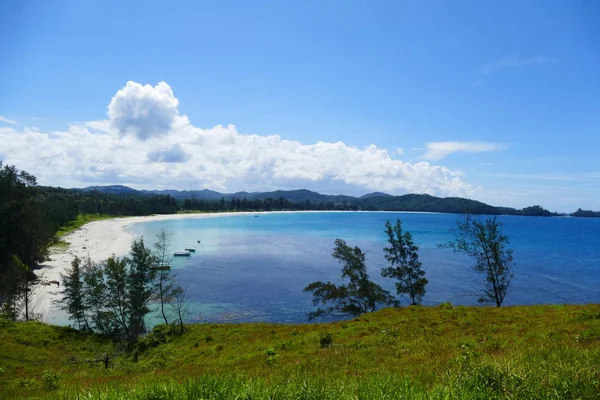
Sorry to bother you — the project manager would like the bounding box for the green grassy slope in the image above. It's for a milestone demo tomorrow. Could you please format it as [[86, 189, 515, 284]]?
[[2, 305, 600, 399]]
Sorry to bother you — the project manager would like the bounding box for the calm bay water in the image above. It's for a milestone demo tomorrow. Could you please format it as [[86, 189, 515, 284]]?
[[129, 212, 600, 324]]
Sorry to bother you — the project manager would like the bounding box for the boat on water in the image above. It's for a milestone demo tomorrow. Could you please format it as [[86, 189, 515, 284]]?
[[197, 240, 201, 243], [184, 248, 196, 252], [173, 251, 191, 257]]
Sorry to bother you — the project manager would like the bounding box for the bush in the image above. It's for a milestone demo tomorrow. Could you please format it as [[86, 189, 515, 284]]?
[[41, 370, 61, 391], [265, 347, 278, 365], [319, 333, 334, 349]]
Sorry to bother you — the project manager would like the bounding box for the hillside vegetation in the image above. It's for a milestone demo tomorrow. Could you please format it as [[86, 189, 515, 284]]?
[[2, 304, 600, 399]]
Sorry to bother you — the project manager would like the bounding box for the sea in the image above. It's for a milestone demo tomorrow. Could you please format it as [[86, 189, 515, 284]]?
[[127, 211, 600, 324]]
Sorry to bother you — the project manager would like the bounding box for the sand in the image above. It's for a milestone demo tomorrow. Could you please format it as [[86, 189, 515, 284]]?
[[34, 212, 259, 323]]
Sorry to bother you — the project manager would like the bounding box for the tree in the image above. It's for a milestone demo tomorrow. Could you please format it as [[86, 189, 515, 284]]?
[[81, 257, 110, 334], [441, 215, 514, 307], [381, 219, 427, 305], [152, 229, 177, 325], [169, 286, 189, 335], [304, 239, 397, 320], [0, 163, 53, 276], [103, 255, 130, 338], [0, 255, 30, 321], [125, 238, 156, 340], [60, 256, 89, 330]]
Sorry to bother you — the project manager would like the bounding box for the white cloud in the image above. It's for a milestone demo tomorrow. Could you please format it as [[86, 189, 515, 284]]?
[[147, 143, 191, 163], [0, 81, 476, 197], [422, 142, 506, 160], [107, 81, 179, 140], [0, 116, 17, 125]]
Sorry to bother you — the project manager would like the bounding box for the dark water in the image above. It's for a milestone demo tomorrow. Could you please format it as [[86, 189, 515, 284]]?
[[129, 212, 600, 324]]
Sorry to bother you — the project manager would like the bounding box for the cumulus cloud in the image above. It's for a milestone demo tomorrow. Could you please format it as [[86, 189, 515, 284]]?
[[148, 143, 191, 163], [422, 141, 506, 161], [108, 81, 179, 140], [0, 81, 477, 197], [0, 116, 17, 125]]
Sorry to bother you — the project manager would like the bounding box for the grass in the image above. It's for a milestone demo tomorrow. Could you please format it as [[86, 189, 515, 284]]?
[[55, 214, 116, 238], [1, 304, 600, 399]]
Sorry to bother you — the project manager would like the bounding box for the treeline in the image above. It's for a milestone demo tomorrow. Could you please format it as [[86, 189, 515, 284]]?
[[572, 208, 600, 218], [60, 232, 185, 342], [182, 196, 364, 212], [38, 186, 178, 219], [182, 194, 560, 216], [0, 163, 178, 321]]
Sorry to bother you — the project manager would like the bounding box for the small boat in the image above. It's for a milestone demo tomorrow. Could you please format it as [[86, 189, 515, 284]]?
[[197, 240, 201, 243], [184, 248, 196, 252], [173, 251, 191, 257]]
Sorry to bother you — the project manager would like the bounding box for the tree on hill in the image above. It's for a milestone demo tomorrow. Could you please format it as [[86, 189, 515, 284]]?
[[103, 256, 130, 337], [381, 219, 427, 305], [152, 229, 178, 325], [81, 257, 110, 334], [0, 255, 36, 321], [125, 238, 156, 340], [304, 239, 398, 320], [440, 215, 514, 307], [0, 163, 52, 277], [60, 256, 89, 330]]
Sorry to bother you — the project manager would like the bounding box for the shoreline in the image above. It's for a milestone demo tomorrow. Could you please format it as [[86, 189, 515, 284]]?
[[36, 210, 323, 323], [33, 209, 477, 323]]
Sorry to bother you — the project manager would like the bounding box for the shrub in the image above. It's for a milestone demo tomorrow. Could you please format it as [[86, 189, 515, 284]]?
[[319, 333, 334, 349], [265, 347, 278, 365], [41, 370, 61, 391]]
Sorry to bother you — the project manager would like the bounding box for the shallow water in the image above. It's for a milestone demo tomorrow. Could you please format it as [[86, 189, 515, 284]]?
[[128, 211, 600, 324]]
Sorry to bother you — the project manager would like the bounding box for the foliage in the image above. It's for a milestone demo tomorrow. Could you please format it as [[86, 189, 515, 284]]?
[[59, 237, 184, 342], [440, 215, 514, 307], [152, 230, 177, 325], [41, 370, 61, 391], [304, 239, 397, 320], [319, 333, 334, 348], [381, 219, 427, 305], [125, 238, 156, 340], [60, 256, 89, 330]]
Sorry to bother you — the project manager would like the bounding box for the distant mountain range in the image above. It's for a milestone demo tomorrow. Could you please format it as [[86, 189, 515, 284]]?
[[80, 185, 557, 216]]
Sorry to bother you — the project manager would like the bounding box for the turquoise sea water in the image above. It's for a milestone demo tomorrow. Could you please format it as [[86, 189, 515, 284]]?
[[128, 212, 600, 324]]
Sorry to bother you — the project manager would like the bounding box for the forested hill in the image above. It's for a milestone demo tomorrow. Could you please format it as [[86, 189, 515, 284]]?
[[81, 185, 562, 216]]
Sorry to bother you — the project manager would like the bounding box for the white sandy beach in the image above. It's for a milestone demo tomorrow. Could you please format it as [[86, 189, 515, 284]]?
[[34, 212, 260, 324]]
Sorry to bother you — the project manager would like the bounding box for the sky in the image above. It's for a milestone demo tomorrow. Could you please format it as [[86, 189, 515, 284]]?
[[0, 0, 599, 212]]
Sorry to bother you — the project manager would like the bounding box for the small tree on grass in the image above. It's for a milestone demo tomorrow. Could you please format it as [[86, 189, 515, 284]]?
[[152, 229, 177, 325], [169, 285, 189, 335], [441, 215, 514, 307], [381, 219, 428, 305], [81, 257, 110, 334], [304, 239, 397, 320], [103, 255, 130, 338], [126, 238, 156, 340]]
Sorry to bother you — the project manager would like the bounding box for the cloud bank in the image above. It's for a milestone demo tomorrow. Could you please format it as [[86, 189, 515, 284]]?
[[0, 81, 476, 197]]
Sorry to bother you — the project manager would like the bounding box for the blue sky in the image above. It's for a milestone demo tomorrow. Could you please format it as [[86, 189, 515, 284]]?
[[1, 0, 599, 212]]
